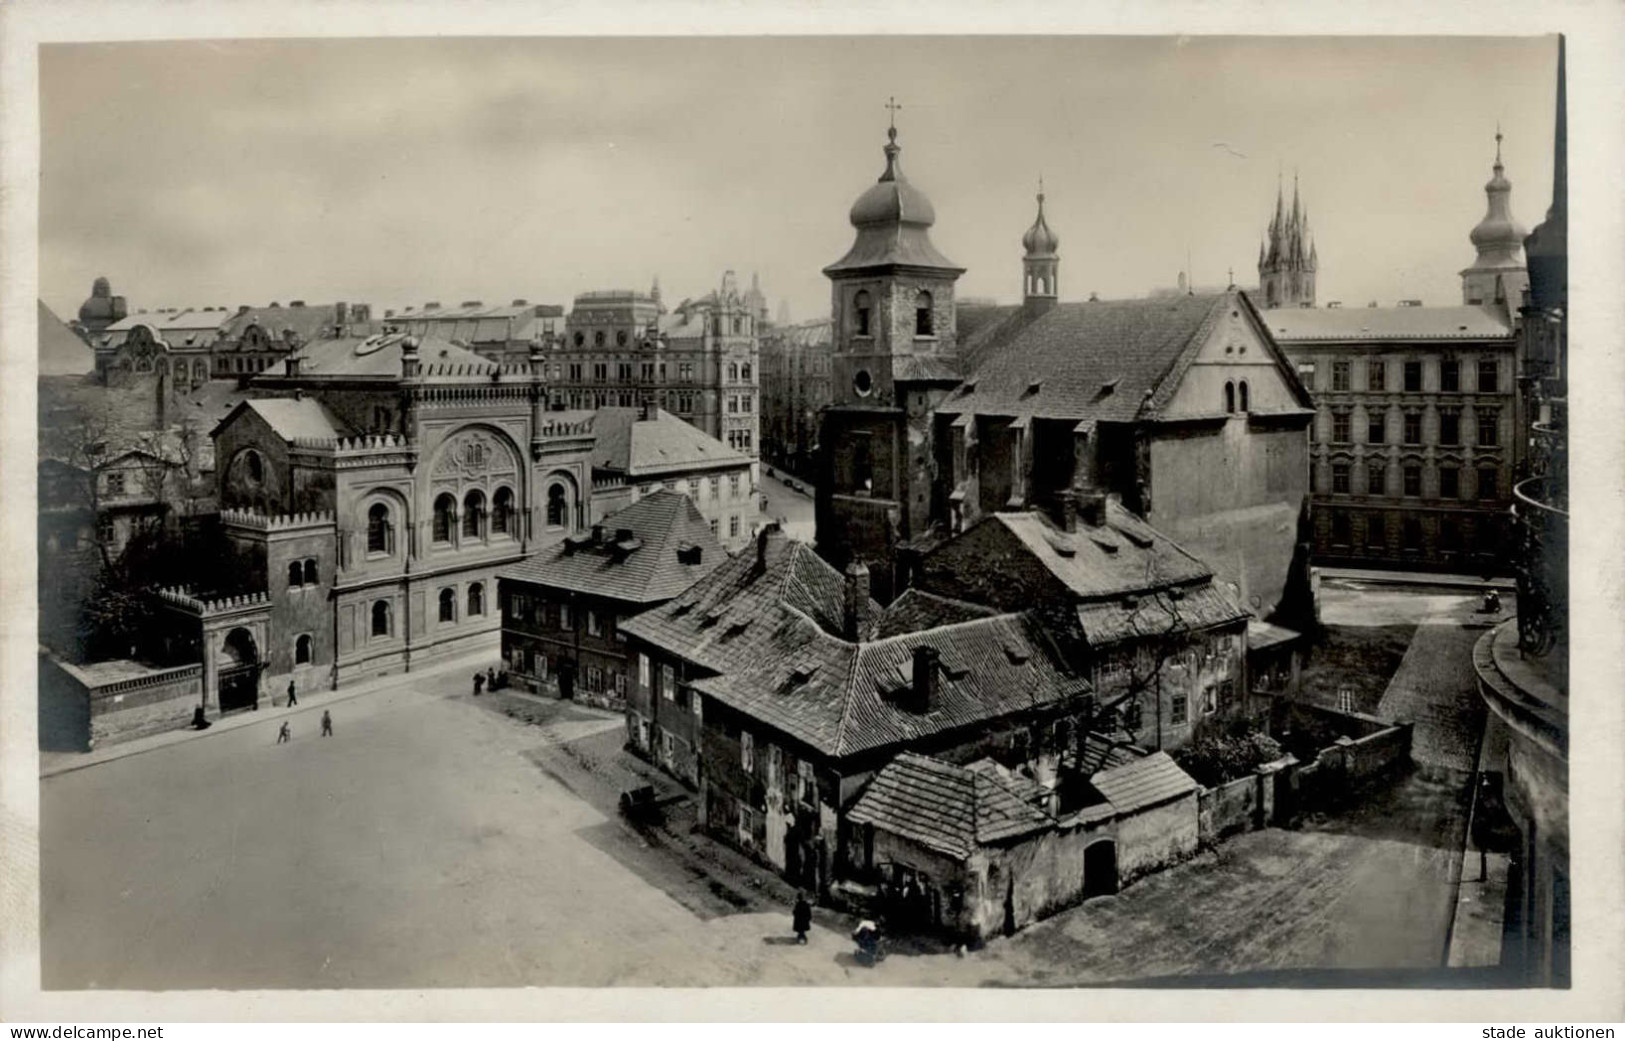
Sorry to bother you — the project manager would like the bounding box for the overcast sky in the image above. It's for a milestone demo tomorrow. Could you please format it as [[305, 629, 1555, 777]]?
[[40, 35, 1558, 325]]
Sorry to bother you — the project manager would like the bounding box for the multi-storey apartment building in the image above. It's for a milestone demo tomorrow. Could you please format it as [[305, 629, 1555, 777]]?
[[761, 318, 832, 480], [385, 299, 565, 364], [550, 273, 762, 455], [1266, 136, 1528, 572]]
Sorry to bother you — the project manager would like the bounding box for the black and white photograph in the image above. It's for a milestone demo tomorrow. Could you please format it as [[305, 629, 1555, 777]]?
[[2, 2, 1621, 1025]]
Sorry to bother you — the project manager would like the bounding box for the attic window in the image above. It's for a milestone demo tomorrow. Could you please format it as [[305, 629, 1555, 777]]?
[[942, 660, 971, 680], [1043, 533, 1077, 558], [671, 601, 694, 616], [701, 607, 726, 627], [676, 544, 703, 565], [1099, 378, 1120, 395], [1168, 586, 1187, 601], [1025, 379, 1044, 396], [1089, 535, 1118, 554], [1002, 645, 1030, 666], [724, 618, 753, 638], [961, 379, 978, 393]]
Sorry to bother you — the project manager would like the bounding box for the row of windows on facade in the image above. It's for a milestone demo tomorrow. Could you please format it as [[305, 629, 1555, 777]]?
[[363, 485, 571, 554], [362, 584, 486, 637], [1306, 358, 1502, 394], [568, 315, 753, 349], [1317, 460, 1501, 500], [638, 472, 749, 502], [503, 591, 620, 640], [849, 289, 936, 339], [1315, 408, 1501, 448], [562, 360, 753, 384], [1322, 509, 1497, 554]]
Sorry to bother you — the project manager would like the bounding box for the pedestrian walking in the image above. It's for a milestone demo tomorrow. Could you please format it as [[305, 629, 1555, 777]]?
[[286, 679, 298, 707], [473, 672, 485, 696], [321, 710, 333, 737], [792, 892, 812, 945], [276, 721, 291, 744], [486, 666, 497, 691]]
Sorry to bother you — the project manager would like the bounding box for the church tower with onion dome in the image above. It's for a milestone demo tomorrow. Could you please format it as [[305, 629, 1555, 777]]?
[[816, 106, 965, 600], [1258, 173, 1317, 309], [1022, 180, 1060, 318], [1460, 129, 1529, 307]]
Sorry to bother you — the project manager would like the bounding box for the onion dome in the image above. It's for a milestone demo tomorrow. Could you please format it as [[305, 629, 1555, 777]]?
[[825, 123, 963, 277], [848, 126, 938, 228], [1022, 185, 1060, 257], [1468, 131, 1528, 261]]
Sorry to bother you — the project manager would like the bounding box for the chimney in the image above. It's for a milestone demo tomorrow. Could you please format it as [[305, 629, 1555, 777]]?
[[909, 645, 941, 713], [842, 560, 872, 641], [425, 301, 441, 311], [639, 396, 655, 421], [512, 298, 528, 307], [754, 523, 781, 574], [1079, 491, 1108, 528], [290, 300, 306, 308], [462, 300, 483, 308], [1060, 492, 1079, 533], [334, 301, 349, 335]]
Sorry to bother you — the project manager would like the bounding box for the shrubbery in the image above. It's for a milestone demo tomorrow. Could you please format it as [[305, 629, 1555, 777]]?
[[1174, 721, 1283, 788]]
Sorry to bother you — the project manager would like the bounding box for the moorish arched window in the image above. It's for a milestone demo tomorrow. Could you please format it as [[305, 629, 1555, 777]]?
[[546, 484, 568, 528], [492, 487, 514, 536], [1225, 381, 1236, 414], [1239, 380, 1250, 413], [439, 587, 456, 623], [303, 558, 317, 585], [367, 503, 391, 554], [371, 599, 391, 636], [295, 634, 313, 665], [468, 582, 484, 617], [433, 493, 456, 543], [288, 561, 303, 588], [462, 489, 486, 539]]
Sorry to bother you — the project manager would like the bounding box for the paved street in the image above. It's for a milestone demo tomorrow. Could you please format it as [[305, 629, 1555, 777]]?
[[759, 469, 816, 544], [44, 572, 1497, 990]]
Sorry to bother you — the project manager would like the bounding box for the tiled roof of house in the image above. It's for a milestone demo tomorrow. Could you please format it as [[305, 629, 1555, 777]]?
[[872, 588, 999, 639], [1074, 582, 1249, 647], [847, 752, 1054, 861], [1090, 750, 1198, 814], [689, 610, 1088, 760], [991, 503, 1215, 601], [501, 490, 724, 605], [592, 407, 752, 477], [38, 374, 246, 472], [1263, 305, 1513, 342], [620, 532, 860, 661], [1074, 733, 1146, 776]]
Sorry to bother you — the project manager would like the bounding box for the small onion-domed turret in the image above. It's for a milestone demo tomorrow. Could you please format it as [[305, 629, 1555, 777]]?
[[1022, 186, 1060, 258]]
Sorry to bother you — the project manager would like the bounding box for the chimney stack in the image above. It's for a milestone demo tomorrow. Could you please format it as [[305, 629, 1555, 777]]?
[[334, 301, 349, 336], [909, 645, 941, 713], [1060, 491, 1079, 533], [842, 560, 872, 641], [1079, 491, 1108, 528], [754, 523, 782, 574]]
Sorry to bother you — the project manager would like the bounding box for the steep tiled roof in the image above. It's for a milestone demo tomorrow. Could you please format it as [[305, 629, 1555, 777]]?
[[592, 407, 752, 477], [991, 503, 1215, 601], [1090, 750, 1198, 814], [689, 611, 1088, 759], [872, 588, 999, 639], [847, 753, 1053, 861], [945, 294, 1228, 424], [1264, 305, 1513, 342], [620, 533, 861, 666], [1074, 582, 1249, 646], [99, 309, 232, 349], [501, 490, 724, 605]]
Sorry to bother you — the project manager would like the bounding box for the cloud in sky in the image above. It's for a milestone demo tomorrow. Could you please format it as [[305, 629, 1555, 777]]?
[[41, 35, 1558, 323]]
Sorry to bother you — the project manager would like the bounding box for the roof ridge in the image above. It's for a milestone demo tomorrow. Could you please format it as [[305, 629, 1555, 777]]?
[[1143, 293, 1230, 417], [859, 610, 1022, 649]]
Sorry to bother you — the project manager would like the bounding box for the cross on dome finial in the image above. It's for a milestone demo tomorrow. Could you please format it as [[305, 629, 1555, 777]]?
[[885, 96, 902, 140], [1496, 122, 1504, 164]]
